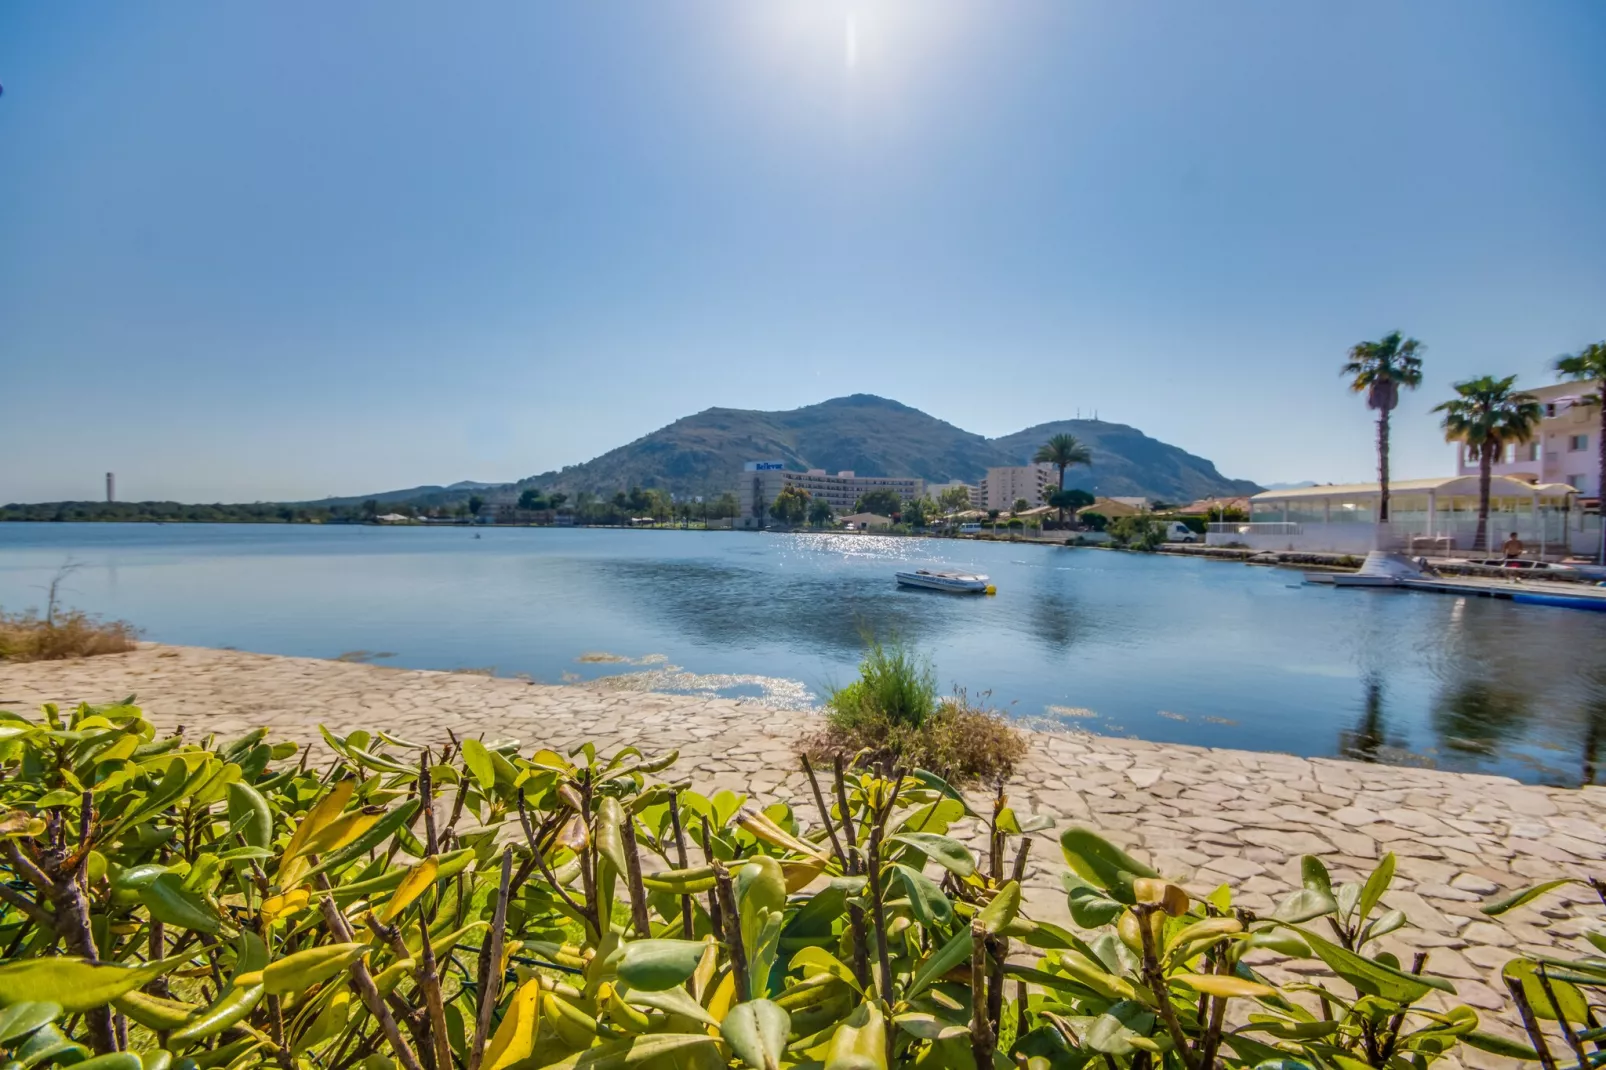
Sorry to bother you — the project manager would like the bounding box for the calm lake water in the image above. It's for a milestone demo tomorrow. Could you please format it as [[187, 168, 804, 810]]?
[[3, 523, 1605, 786]]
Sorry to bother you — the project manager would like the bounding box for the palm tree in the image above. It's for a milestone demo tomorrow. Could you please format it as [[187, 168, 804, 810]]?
[[1434, 375, 1542, 551], [1342, 332, 1425, 523], [1556, 341, 1606, 564], [1033, 433, 1093, 524]]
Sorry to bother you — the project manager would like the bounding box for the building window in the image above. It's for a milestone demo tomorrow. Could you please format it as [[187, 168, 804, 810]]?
[[1568, 474, 1587, 493], [1546, 403, 1557, 417], [1525, 443, 1540, 462], [1570, 434, 1589, 452]]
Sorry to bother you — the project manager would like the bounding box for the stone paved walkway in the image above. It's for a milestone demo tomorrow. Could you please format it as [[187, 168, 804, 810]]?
[[5, 645, 1604, 1061]]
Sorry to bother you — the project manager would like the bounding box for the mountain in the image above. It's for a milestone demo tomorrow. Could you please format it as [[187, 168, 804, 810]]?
[[514, 395, 1259, 503], [990, 420, 1261, 503]]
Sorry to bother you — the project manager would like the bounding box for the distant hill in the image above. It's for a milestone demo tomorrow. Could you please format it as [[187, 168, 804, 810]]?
[[296, 481, 501, 509], [513, 395, 1259, 503]]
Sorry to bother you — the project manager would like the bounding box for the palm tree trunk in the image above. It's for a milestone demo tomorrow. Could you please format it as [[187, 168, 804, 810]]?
[[1376, 410, 1391, 524], [1476, 450, 1493, 552], [1056, 464, 1067, 525]]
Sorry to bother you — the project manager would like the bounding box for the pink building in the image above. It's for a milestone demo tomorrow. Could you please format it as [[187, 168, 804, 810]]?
[[1454, 380, 1602, 500]]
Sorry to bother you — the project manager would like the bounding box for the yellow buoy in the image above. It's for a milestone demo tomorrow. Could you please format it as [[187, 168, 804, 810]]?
[[984, 585, 997, 595]]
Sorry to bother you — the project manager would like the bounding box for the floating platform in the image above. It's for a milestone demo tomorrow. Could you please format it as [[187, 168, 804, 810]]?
[[1310, 552, 1606, 613]]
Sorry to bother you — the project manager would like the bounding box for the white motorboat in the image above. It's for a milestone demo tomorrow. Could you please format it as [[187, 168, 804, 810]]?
[[895, 569, 996, 594], [1329, 552, 1430, 588]]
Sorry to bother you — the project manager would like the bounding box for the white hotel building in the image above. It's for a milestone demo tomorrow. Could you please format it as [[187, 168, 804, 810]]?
[[978, 464, 1058, 513], [736, 463, 924, 528]]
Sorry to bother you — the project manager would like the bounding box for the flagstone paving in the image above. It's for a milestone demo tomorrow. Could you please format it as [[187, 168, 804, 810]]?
[[5, 644, 1604, 1063]]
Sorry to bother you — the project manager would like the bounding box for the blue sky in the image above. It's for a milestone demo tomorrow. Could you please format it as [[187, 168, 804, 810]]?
[[3, 1, 1604, 503]]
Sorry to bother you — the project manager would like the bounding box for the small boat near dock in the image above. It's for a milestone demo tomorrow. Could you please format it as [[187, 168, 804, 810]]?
[[895, 569, 996, 595]]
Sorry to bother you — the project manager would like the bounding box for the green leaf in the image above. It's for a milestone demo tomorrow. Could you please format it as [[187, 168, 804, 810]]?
[[1481, 878, 1575, 917], [893, 864, 953, 929], [1301, 856, 1332, 897], [906, 929, 972, 1000], [1299, 928, 1454, 1002], [1271, 887, 1337, 924], [824, 1001, 886, 1070], [1360, 909, 1406, 946], [1064, 877, 1124, 928], [616, 939, 706, 991], [619, 984, 718, 1027], [63, 1055, 143, 1070], [1059, 827, 1156, 900], [1461, 1030, 1544, 1060], [889, 833, 975, 877], [791, 947, 862, 993], [975, 881, 1020, 934], [460, 738, 496, 792], [595, 797, 629, 876], [1355, 852, 1396, 923], [721, 999, 789, 1070], [892, 1011, 968, 1041], [0, 1002, 61, 1044], [139, 872, 223, 934], [0, 958, 182, 1013], [563, 1033, 721, 1070], [12, 1022, 85, 1068], [1504, 960, 1591, 1022]]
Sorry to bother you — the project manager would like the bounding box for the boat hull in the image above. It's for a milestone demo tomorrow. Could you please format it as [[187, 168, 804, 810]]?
[[895, 572, 990, 594]]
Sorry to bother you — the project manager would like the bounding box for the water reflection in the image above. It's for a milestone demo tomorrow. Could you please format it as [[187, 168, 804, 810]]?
[[1340, 675, 1403, 762], [6, 524, 1606, 786], [1432, 677, 1532, 756], [1576, 670, 1606, 786], [563, 557, 947, 656]]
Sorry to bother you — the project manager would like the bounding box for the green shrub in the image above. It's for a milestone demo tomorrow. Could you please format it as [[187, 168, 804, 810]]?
[[1109, 514, 1164, 550], [0, 699, 1545, 1070], [805, 692, 1027, 784], [832, 637, 937, 729]]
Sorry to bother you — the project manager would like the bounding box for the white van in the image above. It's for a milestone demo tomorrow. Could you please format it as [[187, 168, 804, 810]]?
[[959, 523, 983, 534], [1164, 521, 1199, 543]]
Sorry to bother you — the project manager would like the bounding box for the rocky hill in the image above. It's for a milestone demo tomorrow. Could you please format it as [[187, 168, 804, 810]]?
[[516, 395, 1258, 503]]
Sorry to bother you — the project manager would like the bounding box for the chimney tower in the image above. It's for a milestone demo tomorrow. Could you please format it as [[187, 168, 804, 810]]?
[[106, 472, 115, 503]]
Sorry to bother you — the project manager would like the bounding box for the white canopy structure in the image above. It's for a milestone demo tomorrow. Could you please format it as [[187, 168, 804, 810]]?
[[1205, 475, 1584, 554], [1251, 475, 1576, 525]]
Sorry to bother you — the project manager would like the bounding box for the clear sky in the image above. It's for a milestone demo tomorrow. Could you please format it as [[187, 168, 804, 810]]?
[[3, 2, 1604, 503]]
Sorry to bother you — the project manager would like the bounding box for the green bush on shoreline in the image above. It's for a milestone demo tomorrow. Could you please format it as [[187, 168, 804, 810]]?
[[802, 639, 1027, 784], [0, 699, 1584, 1070]]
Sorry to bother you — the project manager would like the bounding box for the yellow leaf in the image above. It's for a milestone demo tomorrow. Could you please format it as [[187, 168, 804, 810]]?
[[1172, 973, 1275, 999], [298, 809, 381, 860], [482, 979, 543, 1070], [705, 970, 737, 1024], [262, 888, 311, 924], [277, 779, 355, 885], [824, 1001, 887, 1070], [380, 857, 439, 923], [779, 856, 828, 893]]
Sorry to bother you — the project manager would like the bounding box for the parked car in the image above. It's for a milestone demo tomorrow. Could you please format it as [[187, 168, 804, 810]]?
[[959, 523, 983, 534], [1164, 521, 1200, 543]]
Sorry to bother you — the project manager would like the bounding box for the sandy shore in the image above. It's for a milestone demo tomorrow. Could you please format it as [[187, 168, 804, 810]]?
[[5, 643, 1603, 1057]]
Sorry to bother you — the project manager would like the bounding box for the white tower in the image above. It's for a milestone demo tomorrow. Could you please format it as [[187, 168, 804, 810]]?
[[106, 472, 116, 502]]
